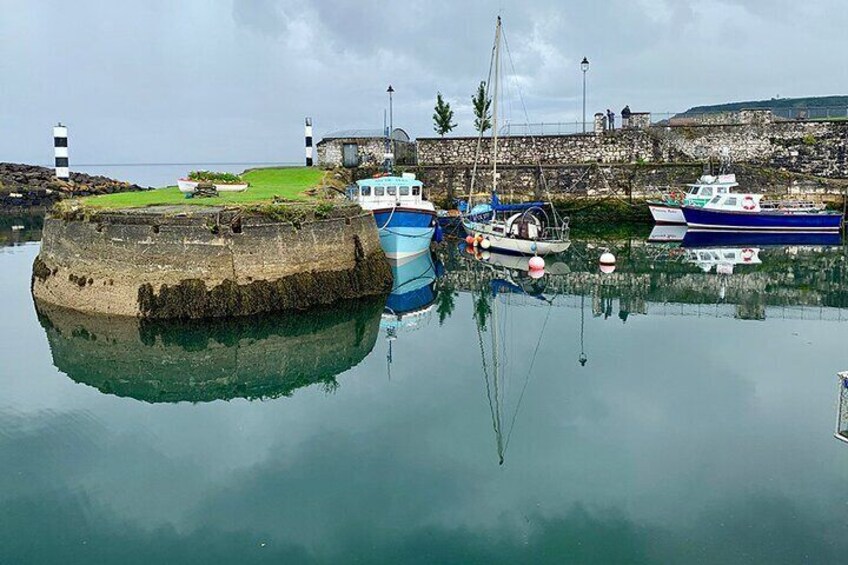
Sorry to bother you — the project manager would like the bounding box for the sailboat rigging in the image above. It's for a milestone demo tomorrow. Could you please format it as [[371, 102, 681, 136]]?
[[463, 16, 570, 256]]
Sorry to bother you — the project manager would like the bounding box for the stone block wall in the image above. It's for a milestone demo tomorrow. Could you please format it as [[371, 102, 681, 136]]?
[[32, 204, 392, 319], [317, 138, 416, 168], [413, 162, 848, 203], [418, 131, 659, 167], [417, 118, 848, 182]]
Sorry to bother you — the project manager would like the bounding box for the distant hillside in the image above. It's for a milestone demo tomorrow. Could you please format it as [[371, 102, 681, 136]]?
[[679, 96, 848, 119]]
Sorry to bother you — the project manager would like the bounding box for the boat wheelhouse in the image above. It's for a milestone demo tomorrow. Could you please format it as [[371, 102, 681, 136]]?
[[682, 193, 842, 232], [648, 174, 739, 224], [350, 174, 437, 261]]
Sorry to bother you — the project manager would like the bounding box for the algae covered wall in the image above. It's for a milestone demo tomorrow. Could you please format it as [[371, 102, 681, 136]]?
[[32, 204, 392, 319], [412, 162, 848, 204]]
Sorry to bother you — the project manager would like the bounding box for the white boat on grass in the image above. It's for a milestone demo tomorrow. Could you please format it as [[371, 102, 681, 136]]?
[[177, 178, 249, 194]]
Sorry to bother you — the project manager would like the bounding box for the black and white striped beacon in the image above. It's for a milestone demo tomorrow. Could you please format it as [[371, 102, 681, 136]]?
[[305, 117, 313, 167], [54, 123, 69, 179]]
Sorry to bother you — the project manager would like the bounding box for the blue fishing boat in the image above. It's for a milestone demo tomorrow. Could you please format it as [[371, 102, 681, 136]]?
[[349, 174, 437, 261], [682, 193, 842, 232]]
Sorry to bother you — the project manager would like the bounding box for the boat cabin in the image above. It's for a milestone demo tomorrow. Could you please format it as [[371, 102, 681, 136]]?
[[351, 174, 425, 210], [684, 174, 739, 199], [702, 193, 763, 212]]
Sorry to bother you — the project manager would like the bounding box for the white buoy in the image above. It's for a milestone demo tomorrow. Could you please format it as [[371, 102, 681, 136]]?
[[599, 251, 616, 274], [480, 238, 491, 249], [481, 250, 491, 260], [54, 123, 68, 179], [528, 256, 545, 271], [305, 117, 313, 167]]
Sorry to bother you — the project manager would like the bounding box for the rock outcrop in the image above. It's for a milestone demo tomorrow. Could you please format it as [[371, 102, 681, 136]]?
[[0, 163, 145, 210]]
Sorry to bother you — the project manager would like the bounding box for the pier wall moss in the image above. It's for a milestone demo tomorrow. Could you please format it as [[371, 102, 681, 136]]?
[[32, 204, 393, 319], [412, 162, 848, 205]]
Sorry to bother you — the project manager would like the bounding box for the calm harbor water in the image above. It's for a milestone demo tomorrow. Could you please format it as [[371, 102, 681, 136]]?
[[3, 220, 848, 563]]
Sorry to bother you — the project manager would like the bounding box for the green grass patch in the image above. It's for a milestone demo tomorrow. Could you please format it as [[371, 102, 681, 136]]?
[[81, 167, 326, 209]]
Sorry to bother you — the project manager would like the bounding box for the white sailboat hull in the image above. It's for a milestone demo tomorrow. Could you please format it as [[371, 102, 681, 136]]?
[[464, 221, 570, 255]]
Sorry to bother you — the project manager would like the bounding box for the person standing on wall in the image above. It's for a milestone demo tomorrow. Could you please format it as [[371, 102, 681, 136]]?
[[606, 109, 615, 131], [621, 105, 631, 129]]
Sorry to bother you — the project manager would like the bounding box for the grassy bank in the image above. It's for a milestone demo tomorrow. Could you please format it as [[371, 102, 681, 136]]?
[[80, 167, 326, 209]]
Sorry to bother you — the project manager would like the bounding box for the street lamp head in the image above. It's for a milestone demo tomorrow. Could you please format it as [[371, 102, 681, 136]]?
[[387, 85, 394, 93], [581, 57, 589, 72]]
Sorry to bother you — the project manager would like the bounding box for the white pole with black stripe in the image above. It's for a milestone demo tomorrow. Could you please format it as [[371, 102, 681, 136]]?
[[54, 123, 69, 179], [305, 117, 313, 167]]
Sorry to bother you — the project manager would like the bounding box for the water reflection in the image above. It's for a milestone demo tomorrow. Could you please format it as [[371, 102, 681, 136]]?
[[35, 299, 383, 402], [0, 213, 43, 247], [436, 232, 848, 323], [382, 253, 441, 374]]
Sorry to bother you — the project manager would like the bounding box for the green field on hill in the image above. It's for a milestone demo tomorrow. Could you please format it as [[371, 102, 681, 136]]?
[[81, 167, 326, 209]]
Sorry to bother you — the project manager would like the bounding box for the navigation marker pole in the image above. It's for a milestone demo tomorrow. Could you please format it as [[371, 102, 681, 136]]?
[[54, 123, 69, 179], [305, 117, 313, 167]]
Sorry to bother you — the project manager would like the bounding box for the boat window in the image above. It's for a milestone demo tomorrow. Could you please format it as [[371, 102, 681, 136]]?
[[701, 187, 713, 197], [399, 186, 410, 196], [726, 197, 737, 206], [689, 187, 698, 194], [360, 186, 371, 197], [724, 253, 735, 259], [710, 196, 722, 204], [374, 187, 385, 196], [718, 187, 728, 194], [412, 187, 420, 196], [386, 186, 397, 196]]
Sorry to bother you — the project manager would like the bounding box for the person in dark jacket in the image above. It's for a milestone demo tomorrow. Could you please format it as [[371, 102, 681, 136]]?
[[606, 109, 615, 131], [621, 105, 632, 128]]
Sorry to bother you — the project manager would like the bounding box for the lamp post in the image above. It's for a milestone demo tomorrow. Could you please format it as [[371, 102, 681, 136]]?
[[581, 57, 589, 133], [387, 85, 395, 170]]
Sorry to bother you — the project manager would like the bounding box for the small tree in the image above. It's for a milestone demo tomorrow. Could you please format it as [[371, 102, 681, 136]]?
[[472, 81, 492, 133], [433, 92, 456, 136]]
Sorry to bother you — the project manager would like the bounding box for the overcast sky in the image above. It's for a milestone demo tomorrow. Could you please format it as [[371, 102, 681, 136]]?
[[2, 0, 847, 167]]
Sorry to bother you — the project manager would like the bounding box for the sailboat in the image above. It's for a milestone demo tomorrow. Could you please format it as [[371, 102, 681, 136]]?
[[462, 16, 570, 256]]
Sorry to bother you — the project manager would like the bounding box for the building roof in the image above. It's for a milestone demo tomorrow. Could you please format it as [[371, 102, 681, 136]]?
[[321, 128, 410, 142]]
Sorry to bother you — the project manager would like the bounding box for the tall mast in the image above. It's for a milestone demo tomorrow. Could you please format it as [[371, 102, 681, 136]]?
[[491, 16, 501, 196]]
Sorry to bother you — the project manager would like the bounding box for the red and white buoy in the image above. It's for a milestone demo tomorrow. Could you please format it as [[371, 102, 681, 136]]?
[[599, 251, 616, 274], [528, 256, 545, 271]]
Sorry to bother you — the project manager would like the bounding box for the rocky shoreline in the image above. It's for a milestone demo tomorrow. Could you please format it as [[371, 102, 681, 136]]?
[[0, 163, 145, 211]]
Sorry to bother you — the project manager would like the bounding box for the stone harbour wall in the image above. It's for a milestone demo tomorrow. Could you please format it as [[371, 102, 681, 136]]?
[[417, 118, 848, 181], [411, 162, 848, 203], [32, 204, 393, 319]]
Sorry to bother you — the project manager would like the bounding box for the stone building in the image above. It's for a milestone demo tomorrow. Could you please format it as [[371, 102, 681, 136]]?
[[317, 128, 416, 168]]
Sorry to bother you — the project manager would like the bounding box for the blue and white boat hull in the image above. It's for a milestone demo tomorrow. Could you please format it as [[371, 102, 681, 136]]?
[[682, 206, 843, 232], [373, 208, 436, 260]]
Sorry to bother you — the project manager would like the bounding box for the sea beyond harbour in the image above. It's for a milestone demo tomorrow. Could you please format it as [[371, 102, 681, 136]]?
[[3, 219, 848, 563]]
